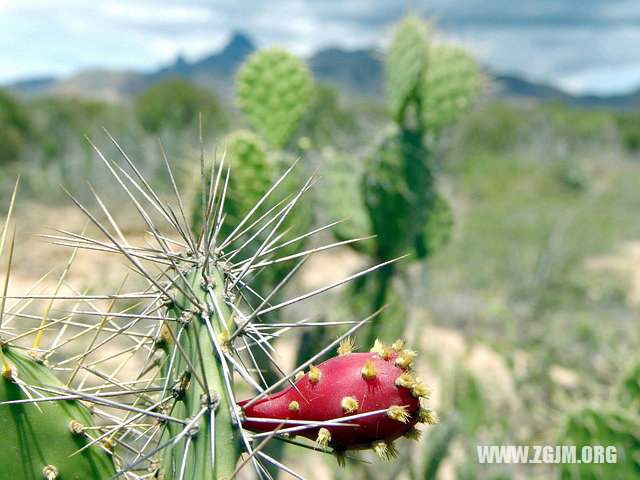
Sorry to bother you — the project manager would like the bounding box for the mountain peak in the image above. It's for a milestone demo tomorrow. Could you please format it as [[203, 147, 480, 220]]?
[[222, 32, 254, 57], [189, 31, 255, 74]]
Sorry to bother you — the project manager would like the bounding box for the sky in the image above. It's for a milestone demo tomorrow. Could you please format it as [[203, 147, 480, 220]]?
[[1, 0, 639, 95]]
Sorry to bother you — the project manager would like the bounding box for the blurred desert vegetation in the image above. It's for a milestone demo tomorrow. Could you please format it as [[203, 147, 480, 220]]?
[[2, 25, 640, 480]]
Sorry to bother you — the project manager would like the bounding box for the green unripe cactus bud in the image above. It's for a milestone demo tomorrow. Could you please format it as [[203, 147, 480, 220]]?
[[362, 129, 435, 260], [0, 346, 116, 480], [236, 47, 312, 148], [420, 45, 479, 139], [386, 14, 429, 123]]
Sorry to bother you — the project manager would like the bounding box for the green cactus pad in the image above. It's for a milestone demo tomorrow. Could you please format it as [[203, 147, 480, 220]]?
[[236, 47, 312, 148], [386, 15, 429, 123], [362, 129, 435, 260], [420, 45, 479, 138], [0, 347, 116, 480], [223, 130, 273, 224]]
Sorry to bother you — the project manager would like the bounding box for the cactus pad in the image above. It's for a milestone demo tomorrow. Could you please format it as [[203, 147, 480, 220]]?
[[420, 45, 479, 137], [317, 151, 375, 256], [386, 15, 429, 123], [236, 47, 312, 148], [0, 346, 116, 480]]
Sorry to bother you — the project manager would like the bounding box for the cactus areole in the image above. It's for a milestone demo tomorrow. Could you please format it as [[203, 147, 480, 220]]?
[[238, 343, 435, 453]]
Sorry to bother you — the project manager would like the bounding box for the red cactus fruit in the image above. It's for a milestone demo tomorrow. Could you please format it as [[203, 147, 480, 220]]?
[[238, 339, 437, 458]]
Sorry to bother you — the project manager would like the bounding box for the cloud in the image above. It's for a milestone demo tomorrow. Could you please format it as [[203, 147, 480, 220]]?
[[1, 0, 639, 94]]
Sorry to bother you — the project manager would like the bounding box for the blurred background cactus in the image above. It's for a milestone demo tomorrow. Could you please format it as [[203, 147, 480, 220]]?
[[320, 14, 479, 344], [236, 47, 312, 149]]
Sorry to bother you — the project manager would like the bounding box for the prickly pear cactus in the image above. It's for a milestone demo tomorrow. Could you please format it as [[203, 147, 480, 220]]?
[[386, 15, 429, 123], [239, 339, 436, 463], [420, 45, 479, 139], [236, 47, 312, 148], [0, 132, 436, 479], [0, 346, 116, 480]]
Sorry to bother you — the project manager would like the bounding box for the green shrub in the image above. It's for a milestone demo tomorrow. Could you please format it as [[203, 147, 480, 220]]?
[[135, 77, 226, 133], [0, 90, 33, 164]]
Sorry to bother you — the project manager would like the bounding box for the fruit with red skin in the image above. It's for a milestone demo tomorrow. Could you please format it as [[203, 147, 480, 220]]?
[[238, 342, 435, 454]]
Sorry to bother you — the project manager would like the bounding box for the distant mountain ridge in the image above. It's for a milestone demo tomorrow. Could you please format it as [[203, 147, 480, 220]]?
[[5, 32, 640, 110]]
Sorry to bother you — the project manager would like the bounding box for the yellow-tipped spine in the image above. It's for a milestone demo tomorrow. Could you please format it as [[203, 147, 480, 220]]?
[[361, 359, 378, 380], [308, 364, 321, 383], [316, 427, 331, 447], [386, 404, 410, 423], [341, 396, 359, 413]]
